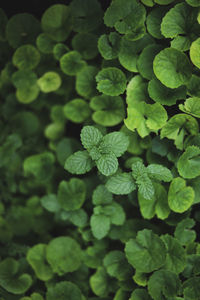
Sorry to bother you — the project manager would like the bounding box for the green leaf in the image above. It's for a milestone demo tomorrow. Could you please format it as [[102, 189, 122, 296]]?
[[161, 3, 200, 51], [148, 269, 181, 300], [104, 0, 146, 40], [64, 150, 94, 174], [26, 244, 53, 281], [60, 51, 86, 76], [12, 70, 38, 89], [177, 146, 200, 179], [168, 177, 195, 213], [186, 0, 200, 6], [137, 44, 163, 80], [148, 78, 186, 106], [103, 251, 132, 281], [147, 164, 173, 182], [37, 72, 61, 93], [76, 66, 98, 99], [41, 5, 72, 42], [187, 74, 200, 97], [90, 95, 125, 127], [92, 185, 113, 205], [6, 13, 41, 48], [0, 258, 32, 294], [174, 218, 196, 246], [23, 152, 55, 181], [160, 114, 199, 150], [58, 178, 86, 211], [106, 172, 136, 195], [118, 35, 154, 72], [98, 32, 120, 60], [146, 6, 167, 39], [179, 97, 200, 118], [69, 209, 88, 228], [12, 45, 40, 70], [183, 277, 200, 300], [56, 137, 81, 166], [46, 236, 82, 275], [126, 75, 149, 105], [101, 131, 129, 157], [36, 33, 56, 54], [80, 126, 103, 150], [130, 289, 152, 300], [53, 43, 69, 60], [90, 267, 109, 297], [96, 153, 118, 176], [105, 202, 126, 225], [40, 194, 60, 212], [153, 48, 192, 88], [125, 229, 166, 273], [135, 172, 155, 200], [64, 99, 91, 123], [161, 234, 186, 274], [138, 182, 170, 220], [16, 85, 40, 104], [96, 67, 127, 96], [70, 0, 103, 33], [190, 37, 200, 69], [125, 101, 167, 138], [90, 214, 110, 239], [46, 281, 82, 300]]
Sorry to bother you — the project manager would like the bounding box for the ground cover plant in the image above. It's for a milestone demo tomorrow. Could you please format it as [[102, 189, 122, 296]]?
[[1, 0, 200, 299]]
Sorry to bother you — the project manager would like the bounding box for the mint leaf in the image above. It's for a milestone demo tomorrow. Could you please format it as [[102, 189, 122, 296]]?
[[64, 150, 94, 174], [96, 153, 118, 176], [106, 172, 136, 195], [147, 164, 173, 182], [101, 131, 129, 157], [80, 125, 103, 150]]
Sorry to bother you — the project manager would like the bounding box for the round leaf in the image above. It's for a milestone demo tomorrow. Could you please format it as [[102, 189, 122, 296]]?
[[46, 236, 82, 275], [177, 146, 200, 179], [60, 51, 86, 76], [190, 37, 200, 69], [37, 72, 61, 93], [153, 48, 192, 88], [12, 45, 40, 70], [64, 99, 91, 123], [168, 177, 194, 213], [46, 281, 82, 300]]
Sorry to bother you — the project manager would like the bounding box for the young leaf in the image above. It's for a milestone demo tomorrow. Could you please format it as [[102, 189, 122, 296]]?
[[96, 153, 118, 176], [106, 172, 136, 195], [153, 48, 192, 88], [168, 177, 194, 213], [57, 178, 86, 211], [125, 229, 167, 273], [96, 67, 127, 96], [90, 214, 110, 239], [27, 244, 53, 281], [37, 72, 61, 93], [177, 146, 200, 179], [64, 150, 94, 174], [80, 125, 103, 150], [46, 237, 82, 275]]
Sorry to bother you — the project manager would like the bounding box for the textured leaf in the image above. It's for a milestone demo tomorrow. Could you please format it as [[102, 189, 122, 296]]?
[[101, 131, 129, 157], [106, 172, 136, 195], [96, 153, 118, 176], [92, 184, 113, 205], [37, 72, 61, 93], [179, 97, 200, 118], [60, 51, 86, 76], [183, 277, 200, 300], [168, 177, 194, 213], [64, 150, 94, 174], [147, 164, 173, 182], [98, 32, 120, 60], [80, 126, 103, 150], [12, 45, 40, 70]]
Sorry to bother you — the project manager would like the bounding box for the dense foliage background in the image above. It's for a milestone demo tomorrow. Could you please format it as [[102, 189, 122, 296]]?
[[1, 0, 200, 299]]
